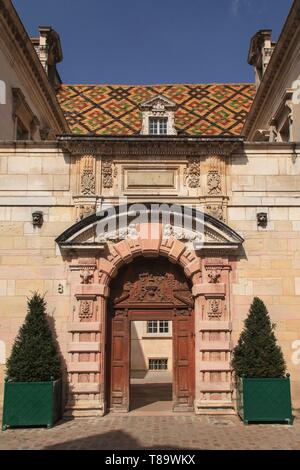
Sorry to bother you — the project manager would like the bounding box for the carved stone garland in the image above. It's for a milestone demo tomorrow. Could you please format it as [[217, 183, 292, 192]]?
[[102, 160, 117, 189], [207, 171, 222, 195], [186, 158, 201, 188], [81, 156, 96, 196]]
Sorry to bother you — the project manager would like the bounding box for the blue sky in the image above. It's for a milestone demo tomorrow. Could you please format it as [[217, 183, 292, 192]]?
[[13, 0, 292, 85]]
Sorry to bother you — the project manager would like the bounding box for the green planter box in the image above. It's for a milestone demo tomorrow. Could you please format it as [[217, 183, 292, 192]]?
[[2, 379, 62, 430], [237, 376, 293, 425]]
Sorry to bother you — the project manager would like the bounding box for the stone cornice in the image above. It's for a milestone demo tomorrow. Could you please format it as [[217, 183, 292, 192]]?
[[0, 0, 69, 134], [243, 1, 300, 138], [58, 136, 243, 157]]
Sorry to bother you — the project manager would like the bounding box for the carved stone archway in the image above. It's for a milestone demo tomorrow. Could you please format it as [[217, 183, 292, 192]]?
[[56, 205, 243, 416]]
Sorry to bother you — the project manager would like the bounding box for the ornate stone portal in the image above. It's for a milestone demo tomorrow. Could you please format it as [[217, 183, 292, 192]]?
[[57, 207, 242, 417]]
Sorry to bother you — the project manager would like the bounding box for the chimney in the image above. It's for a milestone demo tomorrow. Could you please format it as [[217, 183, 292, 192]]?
[[248, 30, 276, 88], [31, 26, 63, 90]]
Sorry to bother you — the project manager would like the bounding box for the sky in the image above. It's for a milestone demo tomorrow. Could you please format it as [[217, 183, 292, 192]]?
[[13, 0, 292, 85]]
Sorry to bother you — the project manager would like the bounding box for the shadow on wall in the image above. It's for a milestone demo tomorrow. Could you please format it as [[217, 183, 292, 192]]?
[[0, 341, 6, 405], [43, 428, 194, 450], [130, 322, 147, 378], [48, 316, 68, 412]]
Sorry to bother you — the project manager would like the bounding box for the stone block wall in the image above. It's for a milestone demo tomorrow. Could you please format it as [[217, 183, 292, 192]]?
[[0, 143, 74, 406], [229, 144, 300, 410], [0, 140, 300, 412]]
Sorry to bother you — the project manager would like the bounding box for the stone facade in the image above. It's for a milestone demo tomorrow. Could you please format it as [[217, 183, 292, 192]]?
[[0, 139, 299, 414], [1, 0, 300, 417]]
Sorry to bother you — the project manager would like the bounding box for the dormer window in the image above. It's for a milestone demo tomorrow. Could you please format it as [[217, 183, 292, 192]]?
[[149, 117, 168, 135], [140, 95, 177, 136]]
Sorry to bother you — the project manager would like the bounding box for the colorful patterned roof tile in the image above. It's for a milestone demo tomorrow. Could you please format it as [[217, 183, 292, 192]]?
[[57, 84, 256, 136]]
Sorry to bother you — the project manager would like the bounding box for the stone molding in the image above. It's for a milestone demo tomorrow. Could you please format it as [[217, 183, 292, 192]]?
[[59, 138, 242, 158]]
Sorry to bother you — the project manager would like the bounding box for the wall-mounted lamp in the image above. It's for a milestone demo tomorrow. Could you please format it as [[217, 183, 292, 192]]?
[[32, 211, 44, 227], [257, 212, 268, 228]]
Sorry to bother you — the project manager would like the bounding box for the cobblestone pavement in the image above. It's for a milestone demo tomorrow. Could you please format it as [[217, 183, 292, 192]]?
[[1, 415, 300, 450]]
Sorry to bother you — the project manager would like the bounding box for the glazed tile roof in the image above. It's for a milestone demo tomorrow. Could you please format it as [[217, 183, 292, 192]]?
[[57, 84, 256, 136]]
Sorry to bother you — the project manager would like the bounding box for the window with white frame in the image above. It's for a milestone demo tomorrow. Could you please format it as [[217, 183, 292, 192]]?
[[149, 117, 168, 135], [147, 320, 170, 334], [149, 358, 168, 370]]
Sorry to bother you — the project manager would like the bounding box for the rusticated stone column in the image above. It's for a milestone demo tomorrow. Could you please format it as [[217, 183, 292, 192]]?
[[66, 259, 109, 417], [193, 258, 234, 415]]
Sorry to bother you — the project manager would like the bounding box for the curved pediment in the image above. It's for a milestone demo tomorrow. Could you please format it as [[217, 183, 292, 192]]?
[[56, 204, 244, 252]]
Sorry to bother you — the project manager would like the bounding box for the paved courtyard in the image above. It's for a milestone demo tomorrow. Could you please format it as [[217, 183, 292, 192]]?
[[0, 414, 300, 450]]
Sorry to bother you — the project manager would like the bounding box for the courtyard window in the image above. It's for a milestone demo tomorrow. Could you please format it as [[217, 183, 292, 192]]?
[[147, 321, 169, 334], [149, 359, 168, 370]]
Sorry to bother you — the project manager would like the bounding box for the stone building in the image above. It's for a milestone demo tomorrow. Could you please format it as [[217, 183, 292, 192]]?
[[1, 0, 300, 416]]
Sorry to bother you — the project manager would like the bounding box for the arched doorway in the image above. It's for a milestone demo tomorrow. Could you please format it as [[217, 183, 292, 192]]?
[[107, 258, 195, 413]]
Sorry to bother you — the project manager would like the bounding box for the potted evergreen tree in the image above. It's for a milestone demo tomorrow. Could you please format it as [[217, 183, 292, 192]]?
[[232, 297, 292, 424], [2, 293, 62, 430]]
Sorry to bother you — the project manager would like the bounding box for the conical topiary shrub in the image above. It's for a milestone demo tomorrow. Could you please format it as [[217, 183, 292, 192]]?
[[232, 297, 286, 378], [6, 292, 61, 382]]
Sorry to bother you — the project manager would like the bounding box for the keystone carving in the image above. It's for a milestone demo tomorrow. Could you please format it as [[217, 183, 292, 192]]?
[[208, 270, 221, 284], [80, 269, 94, 285]]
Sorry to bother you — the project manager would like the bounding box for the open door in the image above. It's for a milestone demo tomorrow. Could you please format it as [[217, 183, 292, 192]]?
[[109, 312, 130, 412], [173, 310, 195, 411]]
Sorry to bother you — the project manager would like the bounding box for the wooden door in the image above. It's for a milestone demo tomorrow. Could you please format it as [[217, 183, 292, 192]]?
[[109, 312, 130, 412], [108, 258, 195, 413], [173, 310, 195, 411]]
